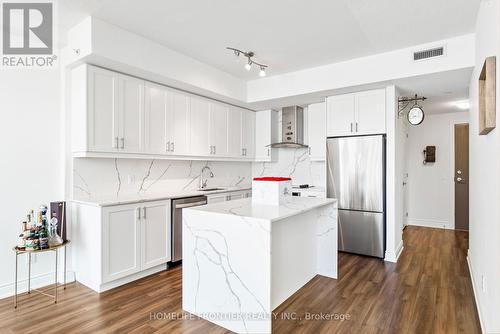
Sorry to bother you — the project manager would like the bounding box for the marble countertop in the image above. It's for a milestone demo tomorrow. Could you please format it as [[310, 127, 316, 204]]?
[[186, 196, 336, 222], [71, 186, 251, 207]]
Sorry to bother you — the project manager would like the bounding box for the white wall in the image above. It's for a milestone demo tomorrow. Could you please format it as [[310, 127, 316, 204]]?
[[467, 0, 500, 332], [406, 112, 469, 229], [247, 34, 475, 103], [0, 69, 64, 298]]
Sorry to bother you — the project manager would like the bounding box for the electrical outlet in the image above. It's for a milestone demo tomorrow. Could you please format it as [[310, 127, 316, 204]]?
[[482, 275, 487, 292]]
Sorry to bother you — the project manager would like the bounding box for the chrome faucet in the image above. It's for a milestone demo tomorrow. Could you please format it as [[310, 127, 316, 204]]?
[[199, 166, 214, 189]]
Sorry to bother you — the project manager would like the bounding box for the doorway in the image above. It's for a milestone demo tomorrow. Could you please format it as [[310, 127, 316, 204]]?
[[454, 123, 469, 231]]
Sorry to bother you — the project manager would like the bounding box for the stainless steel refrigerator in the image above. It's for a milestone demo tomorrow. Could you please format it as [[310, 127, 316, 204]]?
[[327, 135, 385, 258]]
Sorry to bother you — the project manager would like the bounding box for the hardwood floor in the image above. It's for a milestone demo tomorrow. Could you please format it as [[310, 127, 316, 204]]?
[[0, 226, 480, 334]]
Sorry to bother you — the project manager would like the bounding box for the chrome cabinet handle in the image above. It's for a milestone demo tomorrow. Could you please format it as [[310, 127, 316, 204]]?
[[166, 141, 171, 152], [214, 146, 216, 155], [114, 137, 119, 149], [137, 207, 141, 220], [171, 142, 175, 152], [120, 138, 125, 149], [142, 207, 146, 219], [267, 148, 270, 156], [355, 122, 358, 132]]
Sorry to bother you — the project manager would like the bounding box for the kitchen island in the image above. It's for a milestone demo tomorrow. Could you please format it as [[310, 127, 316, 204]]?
[[182, 197, 338, 334]]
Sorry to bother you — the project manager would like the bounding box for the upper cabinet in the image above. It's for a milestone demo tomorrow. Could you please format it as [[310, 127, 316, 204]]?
[[307, 102, 326, 161], [209, 102, 229, 157], [241, 109, 256, 159], [189, 96, 211, 156], [326, 88, 386, 137], [72, 64, 256, 161], [255, 110, 278, 162], [73, 65, 145, 153]]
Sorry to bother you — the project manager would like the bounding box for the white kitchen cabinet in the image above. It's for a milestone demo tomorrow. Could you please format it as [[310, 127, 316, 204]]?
[[355, 89, 386, 135], [74, 199, 171, 292], [326, 89, 386, 137], [241, 109, 256, 158], [84, 65, 120, 152], [227, 107, 243, 157], [307, 102, 327, 161], [144, 84, 191, 155], [119, 75, 145, 153], [189, 96, 211, 156], [141, 201, 171, 270], [144, 83, 168, 154], [73, 65, 145, 154], [207, 193, 229, 204], [326, 93, 356, 137], [255, 110, 278, 161], [102, 204, 141, 283], [209, 102, 229, 157], [168, 90, 190, 155]]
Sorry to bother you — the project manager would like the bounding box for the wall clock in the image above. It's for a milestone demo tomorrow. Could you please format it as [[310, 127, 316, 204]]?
[[407, 105, 425, 125]]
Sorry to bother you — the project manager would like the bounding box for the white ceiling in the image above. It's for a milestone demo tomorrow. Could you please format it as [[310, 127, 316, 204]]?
[[59, 0, 480, 80]]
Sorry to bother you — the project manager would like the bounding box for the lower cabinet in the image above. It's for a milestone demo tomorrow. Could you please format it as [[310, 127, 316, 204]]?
[[207, 190, 252, 204], [73, 199, 171, 292]]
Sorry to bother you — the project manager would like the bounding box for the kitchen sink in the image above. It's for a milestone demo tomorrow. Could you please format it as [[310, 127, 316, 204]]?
[[197, 187, 226, 192]]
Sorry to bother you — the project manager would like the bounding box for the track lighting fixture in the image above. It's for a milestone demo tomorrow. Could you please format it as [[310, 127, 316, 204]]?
[[227, 47, 268, 76]]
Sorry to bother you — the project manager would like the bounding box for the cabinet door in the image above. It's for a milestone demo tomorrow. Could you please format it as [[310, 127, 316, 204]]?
[[189, 96, 210, 156], [119, 75, 145, 153], [307, 102, 326, 161], [207, 194, 228, 204], [241, 110, 256, 158], [141, 201, 171, 269], [227, 107, 243, 157], [326, 94, 356, 137], [255, 110, 274, 161], [169, 90, 190, 155], [102, 205, 141, 283], [87, 66, 120, 152], [355, 89, 386, 135], [209, 102, 229, 157], [144, 83, 167, 154]]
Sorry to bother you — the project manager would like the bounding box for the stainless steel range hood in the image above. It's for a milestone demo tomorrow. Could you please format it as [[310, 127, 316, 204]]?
[[270, 106, 308, 148]]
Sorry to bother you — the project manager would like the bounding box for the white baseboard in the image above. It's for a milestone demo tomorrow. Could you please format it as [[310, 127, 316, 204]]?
[[407, 218, 452, 230], [384, 240, 404, 263], [0, 271, 76, 300], [467, 251, 485, 334]]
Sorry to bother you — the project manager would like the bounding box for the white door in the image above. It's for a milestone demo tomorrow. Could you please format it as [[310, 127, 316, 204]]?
[[307, 102, 327, 161], [102, 204, 141, 283], [241, 110, 256, 158], [169, 90, 190, 155], [144, 83, 167, 154], [255, 110, 272, 161], [227, 107, 243, 157], [355, 89, 386, 135], [189, 96, 210, 156], [326, 94, 356, 137], [141, 201, 171, 269], [119, 75, 145, 153], [209, 102, 229, 157], [87, 66, 120, 152]]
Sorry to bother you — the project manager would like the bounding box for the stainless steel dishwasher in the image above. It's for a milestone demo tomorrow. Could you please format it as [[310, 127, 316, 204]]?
[[171, 196, 207, 263]]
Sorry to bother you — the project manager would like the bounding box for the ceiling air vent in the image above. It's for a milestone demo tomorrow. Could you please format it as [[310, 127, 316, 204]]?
[[413, 47, 444, 61]]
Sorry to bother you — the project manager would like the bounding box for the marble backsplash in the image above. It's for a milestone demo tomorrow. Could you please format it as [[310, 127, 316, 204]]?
[[252, 148, 326, 188], [73, 158, 253, 200], [73, 148, 325, 201]]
